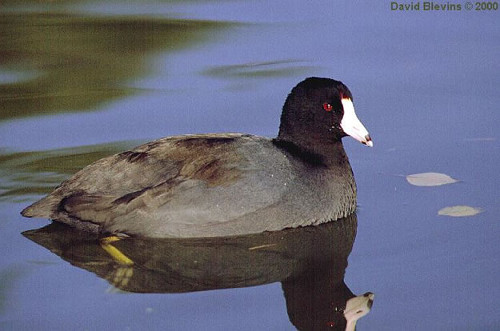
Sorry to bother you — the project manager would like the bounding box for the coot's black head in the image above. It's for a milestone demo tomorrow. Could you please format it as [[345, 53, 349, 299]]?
[[277, 77, 372, 149]]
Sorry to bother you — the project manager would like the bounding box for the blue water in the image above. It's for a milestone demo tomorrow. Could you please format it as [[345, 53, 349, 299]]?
[[1, 1, 499, 330]]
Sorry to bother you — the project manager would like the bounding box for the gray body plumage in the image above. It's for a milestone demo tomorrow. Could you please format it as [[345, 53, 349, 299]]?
[[22, 133, 356, 237]]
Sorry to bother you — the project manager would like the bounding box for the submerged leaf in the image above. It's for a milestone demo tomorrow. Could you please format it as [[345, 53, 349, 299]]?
[[406, 172, 458, 187], [438, 206, 482, 217]]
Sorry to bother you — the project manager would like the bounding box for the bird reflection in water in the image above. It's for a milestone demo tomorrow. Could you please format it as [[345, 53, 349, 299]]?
[[23, 213, 373, 330]]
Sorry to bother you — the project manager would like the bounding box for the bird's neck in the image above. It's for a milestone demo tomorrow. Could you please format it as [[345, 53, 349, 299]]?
[[272, 137, 349, 167]]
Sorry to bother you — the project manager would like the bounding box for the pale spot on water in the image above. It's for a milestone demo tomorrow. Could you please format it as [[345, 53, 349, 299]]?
[[406, 172, 459, 187], [438, 205, 482, 217]]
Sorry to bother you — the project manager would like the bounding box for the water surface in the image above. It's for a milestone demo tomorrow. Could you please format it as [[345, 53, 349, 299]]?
[[1, 1, 499, 330]]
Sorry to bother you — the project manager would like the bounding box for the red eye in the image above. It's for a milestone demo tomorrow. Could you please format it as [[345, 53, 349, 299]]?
[[323, 103, 333, 112]]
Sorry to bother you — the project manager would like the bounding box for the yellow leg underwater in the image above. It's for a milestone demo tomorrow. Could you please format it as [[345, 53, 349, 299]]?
[[100, 235, 134, 266], [100, 235, 134, 289]]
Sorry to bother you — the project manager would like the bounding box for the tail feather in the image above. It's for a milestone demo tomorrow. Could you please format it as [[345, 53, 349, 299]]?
[[21, 193, 102, 233], [20, 195, 60, 219]]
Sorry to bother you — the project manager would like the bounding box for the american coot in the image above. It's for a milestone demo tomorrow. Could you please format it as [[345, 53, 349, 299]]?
[[22, 77, 373, 238]]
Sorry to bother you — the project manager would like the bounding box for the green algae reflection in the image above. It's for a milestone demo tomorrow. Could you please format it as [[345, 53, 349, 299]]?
[[0, 141, 140, 200], [0, 13, 232, 121]]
